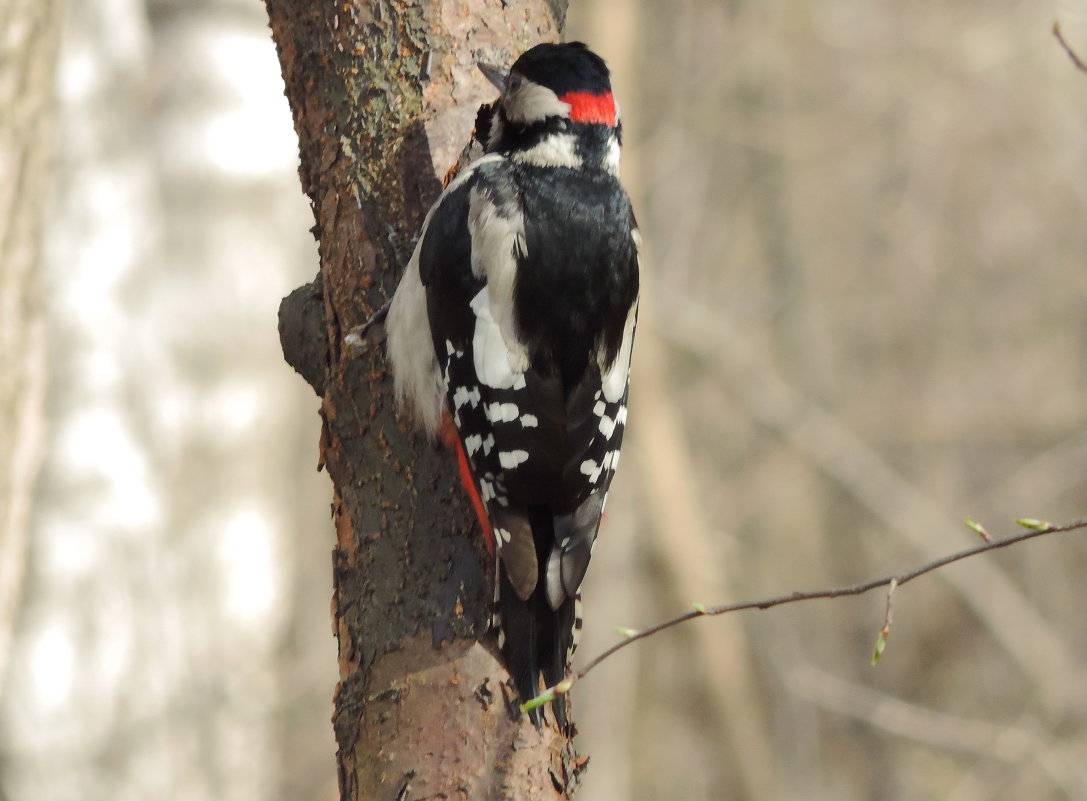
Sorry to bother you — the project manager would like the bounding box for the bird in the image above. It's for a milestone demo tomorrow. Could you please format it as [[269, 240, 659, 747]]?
[[384, 41, 640, 728]]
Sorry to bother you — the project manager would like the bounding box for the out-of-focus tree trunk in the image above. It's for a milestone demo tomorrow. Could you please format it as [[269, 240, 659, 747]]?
[[0, 0, 62, 693], [266, 1, 588, 796]]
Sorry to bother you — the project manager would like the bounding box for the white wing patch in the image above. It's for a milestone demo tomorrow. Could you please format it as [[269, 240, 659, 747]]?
[[601, 300, 637, 403], [486, 402, 520, 423], [469, 288, 528, 389], [468, 186, 526, 282], [467, 187, 530, 394], [452, 384, 481, 410], [596, 403, 626, 439], [498, 449, 529, 469], [464, 433, 483, 455]]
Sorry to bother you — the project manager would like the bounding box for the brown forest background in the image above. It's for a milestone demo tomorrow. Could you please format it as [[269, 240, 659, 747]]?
[[3, 0, 1087, 800]]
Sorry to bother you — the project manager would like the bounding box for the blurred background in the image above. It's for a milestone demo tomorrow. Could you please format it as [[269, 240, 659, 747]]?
[[2, 1, 1086, 799]]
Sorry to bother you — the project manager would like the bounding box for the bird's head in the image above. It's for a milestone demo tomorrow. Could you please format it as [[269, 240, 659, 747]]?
[[478, 42, 620, 163]]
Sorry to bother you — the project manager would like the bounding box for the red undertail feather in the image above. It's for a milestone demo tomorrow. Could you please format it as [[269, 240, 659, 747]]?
[[439, 413, 495, 555], [559, 91, 617, 126]]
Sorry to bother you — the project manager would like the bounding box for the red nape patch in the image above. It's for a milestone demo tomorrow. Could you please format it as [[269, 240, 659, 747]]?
[[559, 91, 617, 126], [439, 414, 495, 555]]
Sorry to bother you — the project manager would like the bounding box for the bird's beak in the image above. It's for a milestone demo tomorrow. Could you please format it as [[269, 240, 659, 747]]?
[[477, 61, 509, 92]]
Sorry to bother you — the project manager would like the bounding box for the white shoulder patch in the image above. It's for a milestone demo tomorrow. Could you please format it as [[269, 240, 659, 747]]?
[[465, 184, 530, 390], [469, 288, 529, 389], [468, 185, 526, 284]]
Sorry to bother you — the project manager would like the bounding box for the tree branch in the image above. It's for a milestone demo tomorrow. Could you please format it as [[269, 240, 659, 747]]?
[[574, 517, 1087, 682], [658, 289, 1076, 702], [1053, 22, 1087, 74]]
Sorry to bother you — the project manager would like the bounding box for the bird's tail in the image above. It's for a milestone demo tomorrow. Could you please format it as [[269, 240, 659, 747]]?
[[496, 507, 580, 729]]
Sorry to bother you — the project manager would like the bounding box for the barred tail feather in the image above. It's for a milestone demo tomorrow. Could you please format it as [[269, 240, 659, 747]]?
[[540, 593, 577, 730]]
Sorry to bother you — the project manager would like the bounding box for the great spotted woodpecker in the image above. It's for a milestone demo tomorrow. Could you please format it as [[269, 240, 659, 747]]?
[[385, 42, 639, 726]]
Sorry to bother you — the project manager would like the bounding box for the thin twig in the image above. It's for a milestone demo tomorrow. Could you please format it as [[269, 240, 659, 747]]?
[[1053, 22, 1087, 74], [661, 291, 1070, 693], [575, 517, 1087, 681]]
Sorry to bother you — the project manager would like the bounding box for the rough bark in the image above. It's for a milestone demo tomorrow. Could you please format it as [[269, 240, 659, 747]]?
[[266, 1, 585, 797], [0, 0, 62, 693]]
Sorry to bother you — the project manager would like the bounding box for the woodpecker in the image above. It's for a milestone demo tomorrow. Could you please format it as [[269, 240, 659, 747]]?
[[385, 42, 639, 727]]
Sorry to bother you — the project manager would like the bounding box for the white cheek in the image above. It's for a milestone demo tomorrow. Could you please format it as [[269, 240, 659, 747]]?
[[505, 82, 571, 125]]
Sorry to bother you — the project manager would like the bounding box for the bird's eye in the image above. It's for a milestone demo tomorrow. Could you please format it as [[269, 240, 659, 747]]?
[[507, 74, 524, 92]]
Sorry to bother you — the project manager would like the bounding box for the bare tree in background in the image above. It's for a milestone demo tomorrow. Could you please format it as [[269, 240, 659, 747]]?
[[0, 0, 63, 694], [267, 1, 592, 796]]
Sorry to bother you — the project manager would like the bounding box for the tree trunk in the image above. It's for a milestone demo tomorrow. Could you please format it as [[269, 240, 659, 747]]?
[[266, 1, 586, 797]]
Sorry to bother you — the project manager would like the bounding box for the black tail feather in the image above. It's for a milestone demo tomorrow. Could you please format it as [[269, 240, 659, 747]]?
[[497, 561, 543, 725], [496, 507, 578, 730]]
